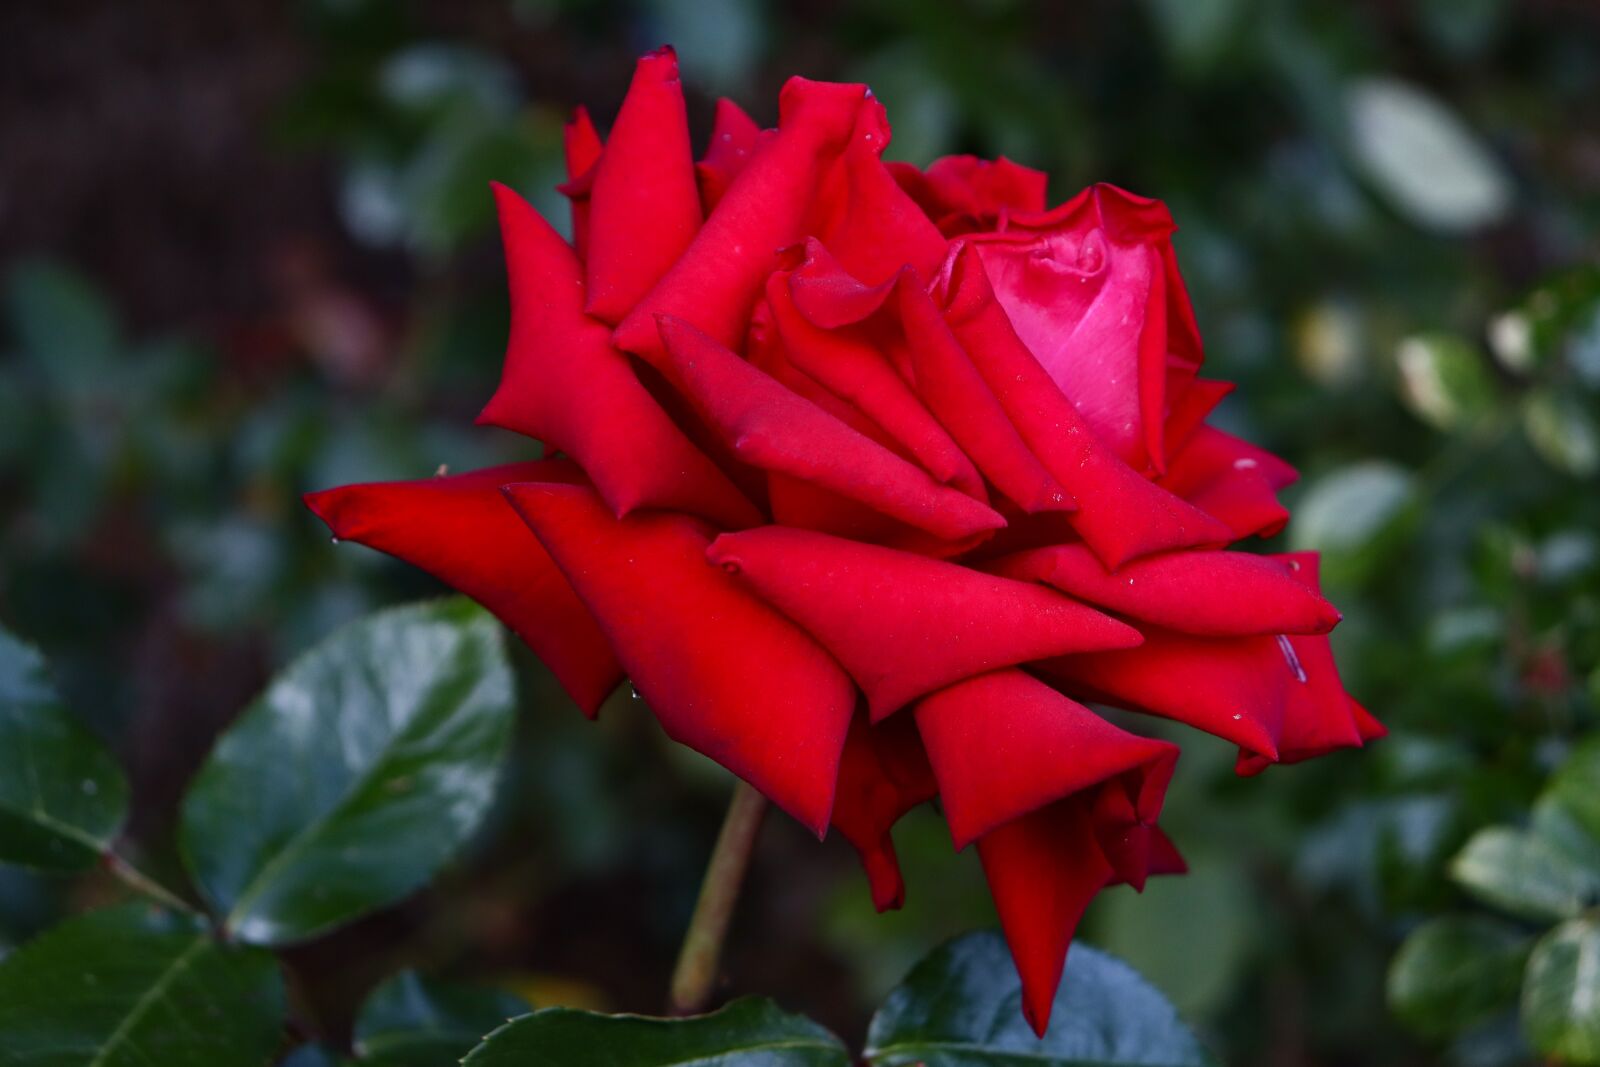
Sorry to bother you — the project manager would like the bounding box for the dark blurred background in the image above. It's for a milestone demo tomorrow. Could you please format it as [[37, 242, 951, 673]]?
[[2, 2, 1598, 1064]]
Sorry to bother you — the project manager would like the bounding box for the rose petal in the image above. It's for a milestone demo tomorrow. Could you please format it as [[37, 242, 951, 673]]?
[[1037, 628, 1290, 761], [583, 47, 704, 323], [708, 527, 1139, 719], [304, 461, 621, 716], [697, 97, 763, 212], [975, 797, 1108, 1037], [503, 481, 855, 836], [477, 184, 760, 530], [1161, 425, 1298, 539], [831, 710, 937, 911], [985, 542, 1342, 636], [655, 314, 1006, 542], [614, 77, 875, 367], [767, 270, 982, 496], [913, 669, 1177, 849], [936, 243, 1233, 567], [559, 105, 602, 256], [894, 274, 1073, 514]]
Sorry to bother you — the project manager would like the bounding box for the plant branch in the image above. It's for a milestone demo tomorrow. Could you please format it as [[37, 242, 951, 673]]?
[[668, 779, 768, 1015], [103, 850, 198, 915]]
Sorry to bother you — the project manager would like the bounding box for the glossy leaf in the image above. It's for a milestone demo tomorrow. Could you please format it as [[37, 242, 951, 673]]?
[[1450, 826, 1600, 922], [1345, 77, 1511, 232], [180, 598, 515, 945], [1548, 736, 1600, 847], [864, 930, 1216, 1066], [0, 626, 128, 871], [1289, 461, 1413, 585], [1522, 918, 1600, 1064], [1388, 915, 1531, 1037], [354, 970, 530, 1066], [0, 903, 284, 1066], [1523, 390, 1600, 478], [1395, 333, 1497, 432], [460, 997, 851, 1066]]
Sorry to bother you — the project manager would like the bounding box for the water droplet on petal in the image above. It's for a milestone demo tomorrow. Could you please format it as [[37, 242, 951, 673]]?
[[330, 536, 341, 545]]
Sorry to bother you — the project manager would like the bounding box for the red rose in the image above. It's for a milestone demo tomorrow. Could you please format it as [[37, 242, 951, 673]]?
[[306, 46, 1382, 1034]]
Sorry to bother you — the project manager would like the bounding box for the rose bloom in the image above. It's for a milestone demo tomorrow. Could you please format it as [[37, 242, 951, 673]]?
[[308, 47, 1383, 1033]]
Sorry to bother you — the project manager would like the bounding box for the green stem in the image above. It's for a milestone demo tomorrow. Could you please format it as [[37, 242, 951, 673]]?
[[668, 780, 768, 1015]]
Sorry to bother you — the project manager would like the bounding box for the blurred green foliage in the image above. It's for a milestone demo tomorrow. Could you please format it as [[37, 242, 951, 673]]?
[[1, 0, 1598, 1063]]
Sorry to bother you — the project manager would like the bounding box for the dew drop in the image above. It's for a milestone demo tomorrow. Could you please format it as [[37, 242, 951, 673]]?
[[330, 536, 341, 545], [1231, 713, 1243, 721], [1277, 634, 1308, 683], [630, 685, 642, 701]]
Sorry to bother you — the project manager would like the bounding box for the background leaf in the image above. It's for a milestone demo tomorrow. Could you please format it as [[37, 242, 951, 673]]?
[[0, 902, 284, 1065], [864, 930, 1216, 1066], [180, 598, 515, 945], [1344, 77, 1512, 232], [1450, 827, 1600, 922], [460, 997, 851, 1066], [354, 969, 530, 1066], [1388, 916, 1531, 1037], [1521, 918, 1600, 1064], [0, 626, 128, 871]]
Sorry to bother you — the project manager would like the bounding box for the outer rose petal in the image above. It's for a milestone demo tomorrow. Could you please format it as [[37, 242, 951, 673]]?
[[477, 184, 759, 530], [1163, 377, 1233, 456], [1037, 628, 1291, 760], [697, 97, 763, 211], [303, 462, 621, 715], [614, 77, 876, 367], [971, 184, 1177, 472], [1162, 425, 1299, 539], [831, 710, 937, 911], [655, 314, 1006, 542], [707, 527, 1140, 719], [978, 799, 1113, 1037], [559, 106, 602, 255], [1234, 553, 1380, 775], [583, 47, 704, 323], [986, 543, 1342, 637], [936, 242, 1234, 568], [913, 669, 1177, 850], [503, 481, 855, 836]]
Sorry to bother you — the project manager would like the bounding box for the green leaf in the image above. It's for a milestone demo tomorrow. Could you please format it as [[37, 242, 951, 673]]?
[[1289, 461, 1415, 584], [180, 598, 516, 945], [1523, 390, 1600, 478], [1388, 916, 1532, 1037], [1450, 826, 1600, 922], [0, 903, 284, 1065], [1521, 918, 1600, 1064], [1395, 333, 1498, 432], [864, 930, 1216, 1066], [1344, 77, 1512, 232], [354, 970, 529, 1066], [460, 997, 850, 1066], [0, 626, 128, 871], [1544, 738, 1600, 858], [3, 261, 118, 378], [1532, 796, 1600, 879]]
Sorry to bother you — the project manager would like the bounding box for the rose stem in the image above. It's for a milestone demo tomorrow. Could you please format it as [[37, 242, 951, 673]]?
[[668, 778, 769, 1015]]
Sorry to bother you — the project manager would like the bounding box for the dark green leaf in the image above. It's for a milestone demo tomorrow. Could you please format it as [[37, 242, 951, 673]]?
[[354, 970, 529, 1066], [1521, 918, 1600, 1064], [3, 261, 118, 378], [0, 626, 128, 871], [864, 930, 1216, 1066], [1388, 915, 1531, 1036], [180, 598, 515, 945], [1450, 826, 1600, 921], [0, 903, 284, 1065], [460, 997, 850, 1066], [1289, 461, 1415, 586], [1523, 390, 1600, 478], [1547, 737, 1600, 849]]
